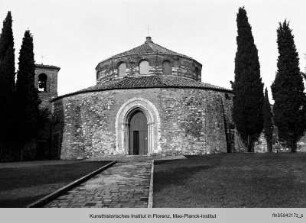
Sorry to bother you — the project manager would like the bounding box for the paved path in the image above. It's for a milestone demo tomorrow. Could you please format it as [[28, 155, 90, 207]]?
[[44, 161, 152, 208]]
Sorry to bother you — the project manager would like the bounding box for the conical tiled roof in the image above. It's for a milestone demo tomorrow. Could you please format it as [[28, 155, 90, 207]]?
[[101, 37, 193, 63]]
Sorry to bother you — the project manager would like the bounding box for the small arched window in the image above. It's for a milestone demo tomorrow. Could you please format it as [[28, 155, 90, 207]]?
[[139, 60, 149, 75], [118, 62, 126, 77], [38, 73, 47, 92], [195, 67, 199, 73], [195, 67, 200, 80], [225, 93, 231, 100], [163, 61, 172, 75]]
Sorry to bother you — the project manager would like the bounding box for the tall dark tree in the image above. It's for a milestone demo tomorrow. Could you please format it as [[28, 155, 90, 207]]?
[[0, 12, 15, 158], [271, 21, 306, 152], [232, 7, 264, 152], [0, 12, 15, 91], [263, 88, 273, 152], [16, 30, 40, 156]]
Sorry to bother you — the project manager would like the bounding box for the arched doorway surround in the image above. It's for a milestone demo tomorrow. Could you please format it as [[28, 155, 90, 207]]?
[[115, 98, 161, 155]]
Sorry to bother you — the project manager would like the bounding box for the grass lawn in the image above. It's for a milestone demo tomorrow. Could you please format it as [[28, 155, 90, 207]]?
[[0, 160, 110, 208], [153, 153, 306, 208]]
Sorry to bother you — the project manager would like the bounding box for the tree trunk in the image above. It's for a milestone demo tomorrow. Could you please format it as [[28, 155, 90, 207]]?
[[247, 136, 251, 152], [19, 143, 23, 161], [0, 142, 4, 161], [291, 140, 297, 153], [247, 135, 254, 152], [267, 139, 273, 152]]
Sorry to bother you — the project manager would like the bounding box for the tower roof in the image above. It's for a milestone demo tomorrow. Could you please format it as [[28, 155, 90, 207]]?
[[98, 36, 194, 65], [35, 64, 61, 71]]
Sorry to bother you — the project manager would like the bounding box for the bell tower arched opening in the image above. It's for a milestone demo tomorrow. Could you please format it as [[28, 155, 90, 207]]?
[[38, 73, 48, 92]]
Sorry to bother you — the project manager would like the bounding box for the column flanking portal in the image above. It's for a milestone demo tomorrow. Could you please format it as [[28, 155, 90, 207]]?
[[115, 98, 161, 155]]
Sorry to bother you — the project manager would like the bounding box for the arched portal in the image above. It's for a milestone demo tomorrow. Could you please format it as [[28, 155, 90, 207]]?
[[128, 110, 148, 155], [115, 98, 161, 155]]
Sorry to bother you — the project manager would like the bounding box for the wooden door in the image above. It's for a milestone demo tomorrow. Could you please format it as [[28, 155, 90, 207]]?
[[129, 111, 148, 155]]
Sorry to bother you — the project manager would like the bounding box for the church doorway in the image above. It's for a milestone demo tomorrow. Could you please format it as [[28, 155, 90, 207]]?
[[116, 97, 161, 155], [128, 110, 148, 155]]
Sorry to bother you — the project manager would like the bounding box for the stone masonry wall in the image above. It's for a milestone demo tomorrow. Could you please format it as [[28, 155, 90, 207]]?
[[96, 54, 202, 84], [158, 89, 231, 155], [53, 88, 234, 159]]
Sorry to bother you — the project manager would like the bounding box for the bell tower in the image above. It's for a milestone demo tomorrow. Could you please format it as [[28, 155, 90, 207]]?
[[34, 64, 60, 159], [34, 64, 60, 110]]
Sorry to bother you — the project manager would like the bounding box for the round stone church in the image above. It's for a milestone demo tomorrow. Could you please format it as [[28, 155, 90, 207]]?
[[51, 37, 235, 159]]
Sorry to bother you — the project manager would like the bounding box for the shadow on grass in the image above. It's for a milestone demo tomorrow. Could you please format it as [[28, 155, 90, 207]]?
[[0, 161, 110, 191], [0, 161, 110, 207], [154, 159, 179, 165], [154, 165, 211, 192], [0, 195, 43, 208], [153, 153, 306, 207]]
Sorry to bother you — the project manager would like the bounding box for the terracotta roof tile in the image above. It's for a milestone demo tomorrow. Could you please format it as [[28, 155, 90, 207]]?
[[53, 75, 232, 101], [35, 64, 60, 70], [100, 37, 193, 63]]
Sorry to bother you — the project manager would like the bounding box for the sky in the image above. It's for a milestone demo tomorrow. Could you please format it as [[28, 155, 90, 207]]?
[[0, 0, 306, 97]]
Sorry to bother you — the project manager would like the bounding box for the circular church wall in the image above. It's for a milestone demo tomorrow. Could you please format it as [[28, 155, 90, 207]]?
[[52, 87, 233, 160]]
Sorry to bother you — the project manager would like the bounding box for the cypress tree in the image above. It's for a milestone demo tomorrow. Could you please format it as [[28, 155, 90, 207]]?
[[263, 88, 273, 152], [0, 11, 15, 87], [0, 12, 15, 158], [0, 11, 15, 98], [271, 21, 306, 152], [16, 30, 40, 157], [233, 7, 264, 152]]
